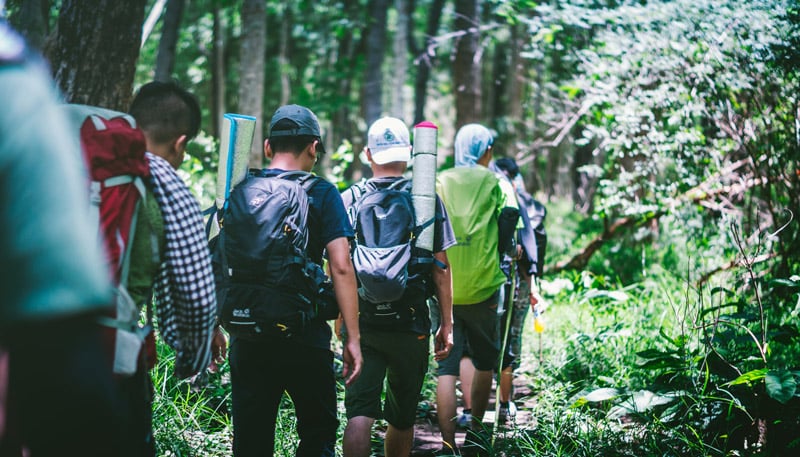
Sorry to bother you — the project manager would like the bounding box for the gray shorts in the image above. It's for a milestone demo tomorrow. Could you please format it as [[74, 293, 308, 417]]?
[[436, 290, 500, 376]]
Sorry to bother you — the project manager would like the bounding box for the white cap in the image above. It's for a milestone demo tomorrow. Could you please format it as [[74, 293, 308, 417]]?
[[367, 117, 411, 165]]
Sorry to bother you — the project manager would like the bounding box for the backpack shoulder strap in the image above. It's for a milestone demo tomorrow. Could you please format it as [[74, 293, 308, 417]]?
[[387, 177, 411, 191]]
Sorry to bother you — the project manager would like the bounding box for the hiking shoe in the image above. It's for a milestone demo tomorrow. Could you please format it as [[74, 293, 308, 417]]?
[[456, 411, 472, 428], [498, 401, 517, 423]]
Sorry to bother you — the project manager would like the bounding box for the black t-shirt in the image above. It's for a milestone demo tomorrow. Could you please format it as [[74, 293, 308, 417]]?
[[261, 168, 354, 349]]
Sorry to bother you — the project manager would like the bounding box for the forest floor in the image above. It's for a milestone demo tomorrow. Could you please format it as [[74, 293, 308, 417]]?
[[372, 361, 540, 456]]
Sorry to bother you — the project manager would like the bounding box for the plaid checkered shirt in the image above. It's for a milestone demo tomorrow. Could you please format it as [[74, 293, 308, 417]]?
[[147, 153, 217, 379]]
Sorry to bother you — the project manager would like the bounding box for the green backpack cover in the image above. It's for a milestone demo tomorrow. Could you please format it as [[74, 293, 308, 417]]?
[[436, 166, 507, 305]]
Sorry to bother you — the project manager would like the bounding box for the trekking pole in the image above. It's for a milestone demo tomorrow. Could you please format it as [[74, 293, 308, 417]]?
[[532, 277, 545, 366], [210, 113, 256, 237], [493, 262, 516, 445], [410, 121, 438, 252]]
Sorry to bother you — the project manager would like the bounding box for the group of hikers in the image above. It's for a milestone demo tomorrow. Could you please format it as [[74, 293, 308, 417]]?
[[0, 20, 545, 457]]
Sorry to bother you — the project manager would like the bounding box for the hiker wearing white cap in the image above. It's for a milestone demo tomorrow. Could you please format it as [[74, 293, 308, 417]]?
[[341, 117, 456, 457]]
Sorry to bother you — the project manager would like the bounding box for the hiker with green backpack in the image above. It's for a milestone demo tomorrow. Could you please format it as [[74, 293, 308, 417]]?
[[434, 124, 520, 454], [340, 117, 456, 457]]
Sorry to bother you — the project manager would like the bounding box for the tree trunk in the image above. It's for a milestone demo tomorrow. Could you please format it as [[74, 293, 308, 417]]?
[[571, 123, 596, 213], [237, 0, 266, 168], [526, 59, 545, 194], [505, 22, 526, 157], [154, 0, 185, 82], [364, 0, 391, 125], [8, 0, 50, 51], [278, 5, 292, 106], [452, 0, 482, 129], [487, 31, 507, 125], [331, 0, 363, 181], [412, 0, 446, 124], [391, 0, 408, 119], [210, 0, 225, 137], [47, 0, 147, 111]]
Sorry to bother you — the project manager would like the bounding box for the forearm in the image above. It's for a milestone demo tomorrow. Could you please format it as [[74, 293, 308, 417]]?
[[327, 237, 361, 342], [331, 267, 360, 342], [433, 251, 453, 329]]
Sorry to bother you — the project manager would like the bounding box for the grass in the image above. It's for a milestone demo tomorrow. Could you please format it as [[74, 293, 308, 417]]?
[[149, 197, 799, 456]]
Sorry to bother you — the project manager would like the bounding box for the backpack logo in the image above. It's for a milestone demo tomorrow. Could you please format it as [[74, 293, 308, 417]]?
[[249, 196, 266, 207], [215, 171, 333, 339]]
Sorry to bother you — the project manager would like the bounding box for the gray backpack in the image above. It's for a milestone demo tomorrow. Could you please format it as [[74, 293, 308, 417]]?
[[349, 179, 435, 326]]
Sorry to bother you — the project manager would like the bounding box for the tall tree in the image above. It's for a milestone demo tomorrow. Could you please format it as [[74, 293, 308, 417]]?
[[47, 0, 147, 111], [391, 0, 409, 118], [410, 0, 446, 124], [210, 0, 226, 137], [452, 0, 482, 128], [364, 0, 391, 125], [154, 0, 185, 82], [237, 0, 266, 167], [7, 0, 50, 50], [277, 4, 293, 106]]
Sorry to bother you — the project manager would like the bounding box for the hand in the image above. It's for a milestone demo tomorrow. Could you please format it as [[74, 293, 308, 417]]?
[[433, 324, 454, 362], [207, 326, 228, 373], [341, 337, 362, 387]]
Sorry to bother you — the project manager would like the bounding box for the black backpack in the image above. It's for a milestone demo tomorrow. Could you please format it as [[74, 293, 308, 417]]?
[[214, 170, 335, 339], [348, 179, 435, 327]]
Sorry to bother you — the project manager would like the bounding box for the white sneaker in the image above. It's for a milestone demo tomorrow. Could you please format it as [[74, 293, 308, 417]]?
[[456, 411, 472, 428], [498, 401, 517, 422]]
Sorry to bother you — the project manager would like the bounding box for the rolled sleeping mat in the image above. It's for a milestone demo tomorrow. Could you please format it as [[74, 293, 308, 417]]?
[[215, 113, 257, 211], [411, 121, 438, 252]]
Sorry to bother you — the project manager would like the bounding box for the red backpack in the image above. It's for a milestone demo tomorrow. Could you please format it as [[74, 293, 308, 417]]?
[[64, 104, 153, 376]]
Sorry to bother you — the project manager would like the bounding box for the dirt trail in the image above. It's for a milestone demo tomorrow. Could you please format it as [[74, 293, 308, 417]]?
[[372, 367, 538, 456]]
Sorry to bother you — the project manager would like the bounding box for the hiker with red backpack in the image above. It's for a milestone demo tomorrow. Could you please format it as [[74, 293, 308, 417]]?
[[218, 105, 362, 457], [0, 21, 125, 456], [340, 117, 456, 457], [435, 124, 520, 454]]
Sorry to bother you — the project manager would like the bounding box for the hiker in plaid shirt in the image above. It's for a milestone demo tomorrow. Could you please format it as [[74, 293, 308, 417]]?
[[126, 81, 223, 456]]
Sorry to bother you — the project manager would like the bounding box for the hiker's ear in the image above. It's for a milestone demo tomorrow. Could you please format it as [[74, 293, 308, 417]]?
[[364, 147, 373, 163], [307, 141, 319, 163], [175, 134, 188, 153], [164, 134, 188, 169], [264, 139, 273, 159], [478, 146, 492, 166]]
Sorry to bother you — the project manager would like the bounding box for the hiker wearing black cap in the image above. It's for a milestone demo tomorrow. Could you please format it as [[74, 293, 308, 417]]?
[[226, 104, 362, 457]]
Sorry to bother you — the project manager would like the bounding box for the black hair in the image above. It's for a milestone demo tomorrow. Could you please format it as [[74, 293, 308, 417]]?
[[129, 80, 201, 145], [494, 157, 520, 179], [268, 118, 319, 155]]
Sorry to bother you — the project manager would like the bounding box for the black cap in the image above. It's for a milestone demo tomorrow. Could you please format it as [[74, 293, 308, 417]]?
[[268, 104, 326, 153]]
